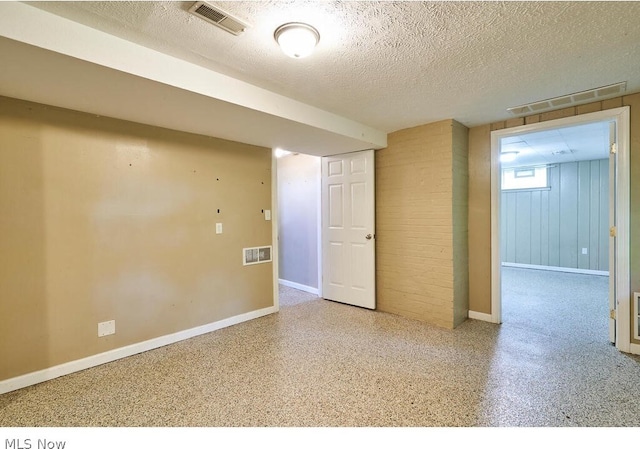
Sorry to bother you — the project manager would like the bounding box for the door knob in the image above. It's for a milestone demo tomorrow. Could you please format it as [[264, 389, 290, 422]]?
[[365, 234, 372, 240]]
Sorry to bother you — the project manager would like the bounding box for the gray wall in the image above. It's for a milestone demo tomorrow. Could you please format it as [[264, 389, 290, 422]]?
[[277, 153, 320, 288], [501, 159, 609, 271]]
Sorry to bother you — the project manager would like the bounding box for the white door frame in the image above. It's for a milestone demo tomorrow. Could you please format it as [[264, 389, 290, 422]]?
[[490, 107, 630, 352], [316, 165, 323, 298], [273, 150, 373, 306], [271, 150, 280, 311]]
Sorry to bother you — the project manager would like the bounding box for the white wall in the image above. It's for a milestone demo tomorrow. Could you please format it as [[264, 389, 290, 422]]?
[[277, 153, 321, 290]]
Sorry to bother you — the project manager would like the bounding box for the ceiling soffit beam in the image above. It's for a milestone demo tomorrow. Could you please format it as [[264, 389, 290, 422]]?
[[0, 37, 376, 157], [0, 2, 386, 150]]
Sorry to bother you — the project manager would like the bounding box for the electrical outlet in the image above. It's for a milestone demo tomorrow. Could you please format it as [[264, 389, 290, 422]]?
[[582, 247, 588, 255], [98, 320, 115, 337], [216, 223, 223, 234]]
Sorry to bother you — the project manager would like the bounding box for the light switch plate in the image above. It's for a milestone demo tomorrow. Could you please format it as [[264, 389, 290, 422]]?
[[265, 210, 271, 221], [216, 223, 223, 234]]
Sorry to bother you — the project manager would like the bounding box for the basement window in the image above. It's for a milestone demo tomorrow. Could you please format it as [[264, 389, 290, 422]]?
[[502, 166, 548, 190]]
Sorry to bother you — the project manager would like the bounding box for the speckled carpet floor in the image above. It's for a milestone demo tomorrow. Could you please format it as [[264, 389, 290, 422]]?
[[1, 267, 639, 427]]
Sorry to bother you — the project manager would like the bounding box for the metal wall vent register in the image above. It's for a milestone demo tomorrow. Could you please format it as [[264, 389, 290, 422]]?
[[507, 82, 627, 116], [243, 246, 272, 266], [188, 1, 250, 36]]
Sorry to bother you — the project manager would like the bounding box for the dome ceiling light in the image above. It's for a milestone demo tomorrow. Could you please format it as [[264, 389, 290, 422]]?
[[274, 22, 320, 59], [500, 151, 519, 163]]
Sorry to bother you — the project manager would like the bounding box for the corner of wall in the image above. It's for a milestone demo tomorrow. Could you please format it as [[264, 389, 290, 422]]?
[[376, 119, 459, 328], [467, 124, 493, 315], [452, 121, 469, 327]]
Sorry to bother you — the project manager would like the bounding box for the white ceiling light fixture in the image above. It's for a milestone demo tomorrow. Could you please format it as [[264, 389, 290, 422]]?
[[500, 151, 519, 163], [274, 148, 291, 158], [274, 22, 320, 59]]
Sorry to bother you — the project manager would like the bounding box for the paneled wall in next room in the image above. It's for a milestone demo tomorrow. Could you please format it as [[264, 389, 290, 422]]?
[[500, 159, 609, 272]]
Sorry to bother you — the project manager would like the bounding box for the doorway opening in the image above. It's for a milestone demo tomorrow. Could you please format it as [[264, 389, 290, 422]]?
[[275, 152, 322, 308], [274, 149, 377, 311], [490, 107, 630, 352]]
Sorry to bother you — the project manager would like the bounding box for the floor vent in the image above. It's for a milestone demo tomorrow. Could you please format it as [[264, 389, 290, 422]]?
[[507, 82, 627, 116], [188, 1, 250, 36]]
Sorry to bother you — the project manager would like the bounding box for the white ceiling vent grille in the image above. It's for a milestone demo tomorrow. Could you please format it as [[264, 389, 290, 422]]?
[[507, 82, 627, 116], [188, 1, 250, 36]]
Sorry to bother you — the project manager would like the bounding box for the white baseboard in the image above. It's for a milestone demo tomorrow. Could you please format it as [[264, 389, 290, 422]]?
[[0, 305, 277, 395], [468, 310, 495, 323], [629, 343, 640, 356], [278, 279, 319, 295], [502, 262, 609, 277]]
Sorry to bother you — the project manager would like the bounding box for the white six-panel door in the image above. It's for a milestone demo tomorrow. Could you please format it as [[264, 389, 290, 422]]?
[[321, 150, 375, 309]]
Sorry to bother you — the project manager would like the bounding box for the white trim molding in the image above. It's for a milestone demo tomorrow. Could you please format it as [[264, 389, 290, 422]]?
[[629, 343, 640, 356], [279, 279, 320, 296], [272, 151, 280, 311], [502, 262, 609, 277], [615, 106, 631, 353], [468, 310, 496, 323], [316, 155, 323, 299], [0, 306, 277, 395], [635, 292, 640, 342]]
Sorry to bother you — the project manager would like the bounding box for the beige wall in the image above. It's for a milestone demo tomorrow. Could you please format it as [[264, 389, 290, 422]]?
[[376, 119, 469, 329], [467, 124, 492, 314], [0, 96, 274, 381], [467, 93, 640, 343]]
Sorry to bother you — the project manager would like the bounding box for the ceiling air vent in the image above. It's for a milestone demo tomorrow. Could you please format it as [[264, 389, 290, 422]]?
[[188, 1, 250, 36], [507, 82, 627, 116]]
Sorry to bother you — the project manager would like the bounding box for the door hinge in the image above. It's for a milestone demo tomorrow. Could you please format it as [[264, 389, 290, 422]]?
[[610, 143, 618, 154], [609, 226, 617, 238], [610, 309, 616, 320]]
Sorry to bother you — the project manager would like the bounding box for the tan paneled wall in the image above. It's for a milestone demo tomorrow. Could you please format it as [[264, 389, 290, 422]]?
[[376, 119, 468, 329], [0, 96, 273, 381], [468, 93, 640, 343]]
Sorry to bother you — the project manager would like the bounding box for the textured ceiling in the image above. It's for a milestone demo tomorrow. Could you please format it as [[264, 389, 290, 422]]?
[[28, 1, 640, 132]]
